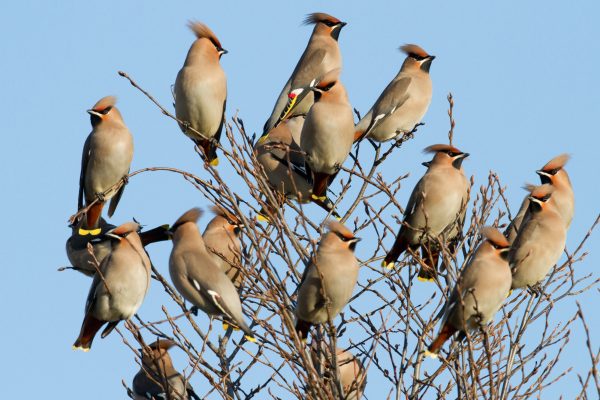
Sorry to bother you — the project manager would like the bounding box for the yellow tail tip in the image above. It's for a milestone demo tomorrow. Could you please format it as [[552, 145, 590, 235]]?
[[382, 260, 394, 269], [311, 194, 327, 202], [256, 214, 270, 223], [424, 350, 438, 359], [78, 227, 102, 236], [245, 335, 257, 343], [72, 345, 90, 352], [210, 158, 219, 167], [222, 322, 229, 331], [417, 276, 435, 283]]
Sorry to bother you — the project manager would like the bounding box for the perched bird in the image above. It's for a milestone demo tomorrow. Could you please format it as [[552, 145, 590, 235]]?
[[168, 208, 255, 341], [203, 207, 243, 289], [174, 22, 227, 166], [132, 339, 199, 400], [73, 222, 151, 351], [295, 221, 360, 340], [382, 144, 470, 281], [509, 184, 567, 291], [427, 227, 512, 356], [300, 68, 355, 201], [66, 217, 170, 277], [310, 346, 367, 400], [536, 154, 574, 227], [78, 96, 134, 230], [261, 12, 346, 137], [254, 115, 340, 217], [505, 154, 574, 243], [355, 44, 435, 143]]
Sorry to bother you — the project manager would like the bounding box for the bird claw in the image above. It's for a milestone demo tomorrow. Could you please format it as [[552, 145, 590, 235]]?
[[190, 306, 199, 316], [95, 192, 105, 202], [121, 175, 129, 185]]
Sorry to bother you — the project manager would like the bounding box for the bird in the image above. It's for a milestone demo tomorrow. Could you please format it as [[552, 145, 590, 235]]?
[[299, 68, 355, 202], [132, 339, 200, 400], [73, 222, 151, 351], [509, 184, 567, 292], [168, 208, 255, 341], [174, 21, 227, 166], [254, 115, 340, 219], [203, 206, 244, 289], [354, 44, 435, 143], [295, 220, 360, 340], [66, 217, 170, 277], [505, 154, 574, 243], [427, 227, 512, 357], [382, 144, 470, 281], [78, 96, 134, 230], [261, 12, 346, 139], [310, 345, 367, 400]]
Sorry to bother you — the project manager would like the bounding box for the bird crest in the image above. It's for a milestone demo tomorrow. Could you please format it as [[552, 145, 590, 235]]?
[[188, 21, 222, 49], [91, 96, 117, 112], [147, 338, 177, 351], [303, 12, 342, 26], [327, 220, 355, 240], [527, 184, 555, 199], [210, 205, 240, 225], [480, 226, 510, 248], [400, 44, 430, 59], [110, 221, 140, 236], [172, 207, 203, 231], [541, 154, 570, 172], [423, 144, 462, 154]]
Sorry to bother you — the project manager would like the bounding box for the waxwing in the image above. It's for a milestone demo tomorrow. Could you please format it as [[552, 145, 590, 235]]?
[[355, 44, 434, 143], [174, 22, 227, 166], [383, 144, 470, 281], [78, 96, 133, 229], [73, 222, 151, 351]]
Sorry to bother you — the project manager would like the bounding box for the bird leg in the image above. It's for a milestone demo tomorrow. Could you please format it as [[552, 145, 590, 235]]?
[[527, 284, 543, 297]]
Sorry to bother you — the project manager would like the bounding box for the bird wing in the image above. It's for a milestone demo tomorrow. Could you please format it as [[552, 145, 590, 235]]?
[[78, 134, 91, 209], [356, 77, 411, 142], [185, 268, 237, 323]]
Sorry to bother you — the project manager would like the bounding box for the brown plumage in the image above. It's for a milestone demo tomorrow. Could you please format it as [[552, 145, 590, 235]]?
[[78, 96, 133, 228], [427, 227, 512, 356], [261, 12, 346, 136], [295, 220, 360, 340], [188, 21, 222, 48], [382, 144, 470, 281], [400, 44, 431, 59], [132, 339, 197, 400], [73, 222, 151, 351]]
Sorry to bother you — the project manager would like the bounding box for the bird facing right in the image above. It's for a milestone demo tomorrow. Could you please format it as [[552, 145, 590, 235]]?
[[382, 144, 470, 281], [295, 221, 360, 341], [354, 44, 435, 143], [174, 21, 227, 166], [427, 227, 512, 356], [261, 12, 346, 137], [300, 68, 355, 202], [509, 184, 567, 291]]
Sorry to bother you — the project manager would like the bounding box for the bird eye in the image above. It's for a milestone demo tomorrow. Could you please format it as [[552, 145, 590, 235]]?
[[446, 151, 459, 157], [323, 20, 336, 27], [549, 168, 560, 175], [100, 106, 112, 115], [233, 226, 241, 235], [541, 194, 551, 202]]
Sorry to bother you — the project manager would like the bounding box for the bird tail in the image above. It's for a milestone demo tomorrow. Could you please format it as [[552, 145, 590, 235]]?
[[353, 128, 366, 143], [311, 172, 330, 202], [196, 139, 219, 166], [418, 247, 440, 282], [73, 313, 105, 351], [295, 319, 312, 342], [426, 322, 457, 356], [382, 234, 408, 269], [86, 202, 104, 230], [139, 224, 171, 246]]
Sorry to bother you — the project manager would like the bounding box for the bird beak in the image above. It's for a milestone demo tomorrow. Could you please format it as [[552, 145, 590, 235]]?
[[428, 55, 436, 61], [87, 109, 102, 118], [421, 161, 431, 168], [460, 152, 470, 159], [340, 22, 347, 28], [219, 48, 228, 56]]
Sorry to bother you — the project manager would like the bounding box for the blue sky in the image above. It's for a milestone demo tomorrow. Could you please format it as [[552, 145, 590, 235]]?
[[1, 1, 598, 398]]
